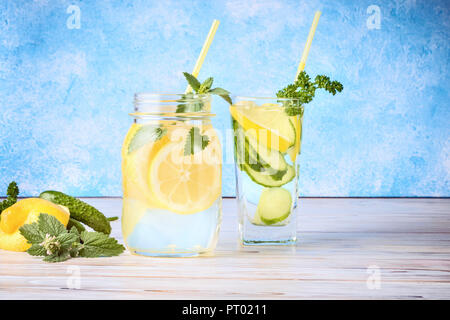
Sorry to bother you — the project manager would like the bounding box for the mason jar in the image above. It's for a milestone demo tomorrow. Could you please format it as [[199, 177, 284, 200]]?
[[122, 93, 222, 257]]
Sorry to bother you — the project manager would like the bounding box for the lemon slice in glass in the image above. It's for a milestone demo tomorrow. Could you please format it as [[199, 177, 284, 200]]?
[[230, 104, 296, 153]]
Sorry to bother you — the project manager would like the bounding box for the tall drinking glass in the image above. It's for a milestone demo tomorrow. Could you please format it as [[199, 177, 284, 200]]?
[[230, 97, 303, 245], [122, 93, 222, 257]]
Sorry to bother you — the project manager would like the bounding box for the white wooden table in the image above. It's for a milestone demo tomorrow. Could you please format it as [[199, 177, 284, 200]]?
[[0, 198, 449, 299]]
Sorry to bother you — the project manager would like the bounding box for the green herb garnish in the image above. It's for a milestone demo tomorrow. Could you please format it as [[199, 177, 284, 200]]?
[[184, 127, 210, 156], [0, 181, 19, 214], [182, 72, 232, 105], [19, 214, 125, 263], [276, 71, 343, 116], [178, 73, 228, 156], [128, 125, 167, 154]]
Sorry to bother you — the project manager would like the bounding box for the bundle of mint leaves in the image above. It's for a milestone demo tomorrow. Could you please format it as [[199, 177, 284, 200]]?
[[182, 72, 232, 105], [19, 214, 124, 263], [176, 72, 232, 156], [176, 72, 232, 114]]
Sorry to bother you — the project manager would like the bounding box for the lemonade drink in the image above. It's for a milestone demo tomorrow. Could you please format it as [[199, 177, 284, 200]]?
[[122, 94, 222, 257], [230, 97, 303, 245]]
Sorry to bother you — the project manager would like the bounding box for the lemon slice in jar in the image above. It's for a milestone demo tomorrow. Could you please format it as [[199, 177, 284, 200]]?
[[148, 130, 221, 215]]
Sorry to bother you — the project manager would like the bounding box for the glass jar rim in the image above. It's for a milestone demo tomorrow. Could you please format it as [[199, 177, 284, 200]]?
[[134, 92, 211, 103], [131, 92, 214, 119]]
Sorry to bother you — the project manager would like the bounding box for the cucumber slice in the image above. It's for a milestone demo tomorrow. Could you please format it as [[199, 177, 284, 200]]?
[[233, 119, 287, 173], [234, 119, 295, 188], [233, 120, 246, 170], [287, 117, 302, 162], [256, 187, 292, 225], [234, 120, 262, 171], [246, 133, 287, 172], [243, 163, 295, 188], [289, 117, 297, 149]]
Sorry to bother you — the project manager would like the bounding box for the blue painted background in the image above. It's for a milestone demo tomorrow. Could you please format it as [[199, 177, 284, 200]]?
[[0, 0, 449, 197]]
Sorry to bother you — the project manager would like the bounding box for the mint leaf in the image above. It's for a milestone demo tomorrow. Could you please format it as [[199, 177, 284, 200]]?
[[19, 222, 45, 244], [208, 87, 229, 96], [199, 77, 213, 93], [27, 244, 47, 256], [38, 214, 66, 237], [69, 226, 81, 238], [219, 94, 232, 105], [184, 127, 210, 156], [79, 231, 125, 258], [69, 243, 82, 258], [209, 87, 233, 104], [43, 251, 71, 263], [202, 137, 210, 149], [183, 72, 201, 92], [56, 232, 78, 250], [128, 125, 167, 153]]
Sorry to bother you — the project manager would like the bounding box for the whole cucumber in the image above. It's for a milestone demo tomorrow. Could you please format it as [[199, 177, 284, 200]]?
[[39, 190, 111, 234]]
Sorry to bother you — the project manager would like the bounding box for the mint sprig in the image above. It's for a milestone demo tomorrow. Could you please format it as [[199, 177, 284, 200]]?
[[19, 214, 125, 263], [276, 71, 343, 116], [183, 72, 232, 105], [178, 73, 225, 157], [184, 127, 210, 156]]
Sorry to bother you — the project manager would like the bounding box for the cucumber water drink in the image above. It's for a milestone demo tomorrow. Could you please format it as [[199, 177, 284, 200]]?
[[230, 97, 303, 245]]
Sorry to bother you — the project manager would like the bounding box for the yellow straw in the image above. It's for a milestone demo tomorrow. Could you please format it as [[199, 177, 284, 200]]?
[[185, 19, 220, 93], [295, 11, 321, 81]]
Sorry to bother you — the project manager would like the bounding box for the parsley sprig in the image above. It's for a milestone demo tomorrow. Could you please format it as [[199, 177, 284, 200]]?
[[276, 71, 343, 116], [0, 181, 19, 214], [19, 214, 125, 263]]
